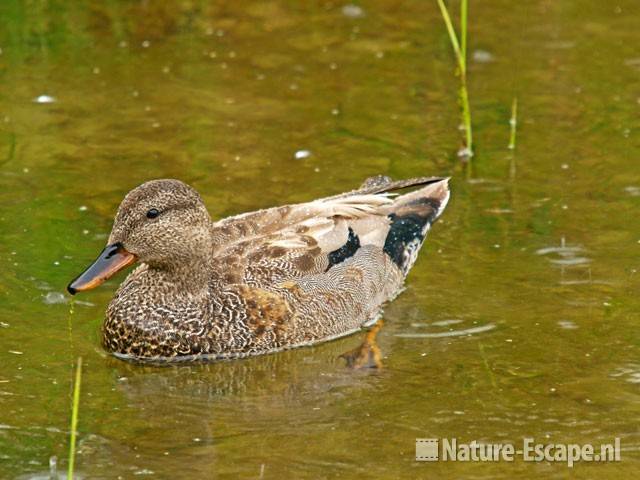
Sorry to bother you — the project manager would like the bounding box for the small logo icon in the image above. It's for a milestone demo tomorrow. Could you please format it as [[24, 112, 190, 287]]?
[[416, 438, 439, 461]]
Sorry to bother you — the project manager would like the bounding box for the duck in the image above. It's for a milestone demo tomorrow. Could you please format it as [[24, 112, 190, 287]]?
[[67, 175, 450, 361]]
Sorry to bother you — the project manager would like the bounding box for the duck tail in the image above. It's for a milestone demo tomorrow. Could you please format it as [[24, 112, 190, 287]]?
[[358, 175, 447, 195], [380, 178, 450, 275]]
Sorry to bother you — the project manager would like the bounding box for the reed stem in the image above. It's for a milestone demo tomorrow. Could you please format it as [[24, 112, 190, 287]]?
[[436, 0, 473, 157], [460, 0, 468, 62], [508, 97, 518, 150], [68, 357, 82, 480]]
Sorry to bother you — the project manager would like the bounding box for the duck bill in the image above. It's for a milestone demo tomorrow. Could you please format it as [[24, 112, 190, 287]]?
[[67, 242, 137, 295]]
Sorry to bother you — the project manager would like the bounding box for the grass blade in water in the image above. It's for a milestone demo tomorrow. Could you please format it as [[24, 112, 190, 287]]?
[[68, 357, 82, 479], [436, 0, 473, 158]]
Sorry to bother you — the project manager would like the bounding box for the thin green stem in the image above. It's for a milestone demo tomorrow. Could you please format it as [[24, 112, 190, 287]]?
[[68, 357, 82, 480], [436, 0, 465, 75], [436, 0, 473, 157], [460, 83, 473, 153], [460, 0, 468, 62], [508, 97, 518, 150]]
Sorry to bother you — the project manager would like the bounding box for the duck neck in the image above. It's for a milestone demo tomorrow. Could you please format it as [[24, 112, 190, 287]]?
[[148, 258, 210, 299]]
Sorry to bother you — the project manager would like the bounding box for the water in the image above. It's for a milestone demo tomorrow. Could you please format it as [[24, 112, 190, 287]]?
[[1, 0, 639, 478]]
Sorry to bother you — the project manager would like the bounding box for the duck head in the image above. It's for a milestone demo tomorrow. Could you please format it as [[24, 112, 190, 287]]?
[[67, 179, 212, 294]]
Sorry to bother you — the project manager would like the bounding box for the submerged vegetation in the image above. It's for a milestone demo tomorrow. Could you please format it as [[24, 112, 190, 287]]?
[[436, 0, 473, 159]]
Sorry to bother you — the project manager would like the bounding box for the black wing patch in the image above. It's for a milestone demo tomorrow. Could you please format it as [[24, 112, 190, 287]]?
[[383, 198, 441, 269], [326, 227, 361, 271]]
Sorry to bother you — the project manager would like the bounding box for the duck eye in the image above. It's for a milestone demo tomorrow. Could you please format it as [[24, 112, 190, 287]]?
[[146, 208, 160, 219]]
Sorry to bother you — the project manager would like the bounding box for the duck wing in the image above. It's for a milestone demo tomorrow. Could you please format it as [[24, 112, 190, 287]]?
[[209, 176, 449, 286]]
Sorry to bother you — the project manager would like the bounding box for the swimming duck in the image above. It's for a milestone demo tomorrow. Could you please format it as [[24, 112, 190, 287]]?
[[68, 175, 449, 361]]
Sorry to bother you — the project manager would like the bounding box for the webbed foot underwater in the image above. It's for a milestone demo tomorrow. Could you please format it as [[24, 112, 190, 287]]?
[[67, 175, 450, 361]]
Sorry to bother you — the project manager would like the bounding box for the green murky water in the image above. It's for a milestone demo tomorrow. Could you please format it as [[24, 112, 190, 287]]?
[[1, 1, 640, 478]]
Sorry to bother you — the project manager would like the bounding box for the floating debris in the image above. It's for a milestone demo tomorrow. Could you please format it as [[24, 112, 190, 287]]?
[[43, 292, 67, 305], [294, 150, 311, 160], [557, 320, 578, 330], [342, 4, 365, 18], [472, 49, 494, 63], [457, 146, 473, 158], [33, 95, 56, 104], [624, 186, 640, 197]]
